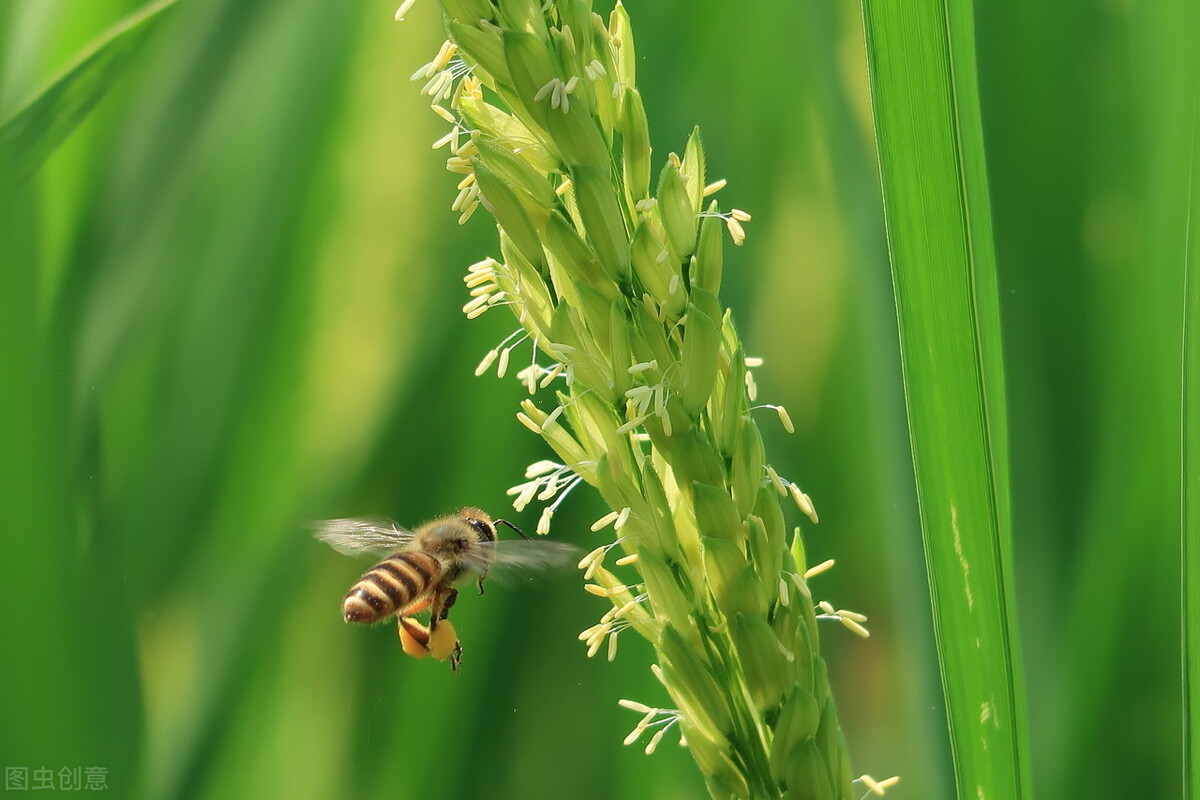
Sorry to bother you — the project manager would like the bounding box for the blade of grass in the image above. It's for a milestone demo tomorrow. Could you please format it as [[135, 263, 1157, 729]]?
[[860, 1, 1030, 797], [1050, 3, 1197, 796], [1185, 69, 1200, 800], [0, 0, 179, 185], [1174, 4, 1200, 796]]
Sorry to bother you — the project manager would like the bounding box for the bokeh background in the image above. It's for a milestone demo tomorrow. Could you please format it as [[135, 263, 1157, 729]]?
[[0, 0, 1185, 798]]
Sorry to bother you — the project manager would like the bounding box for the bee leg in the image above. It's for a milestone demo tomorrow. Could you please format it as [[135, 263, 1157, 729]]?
[[400, 597, 432, 616], [425, 588, 463, 671], [476, 576, 485, 596], [427, 588, 458, 633], [439, 587, 459, 620]]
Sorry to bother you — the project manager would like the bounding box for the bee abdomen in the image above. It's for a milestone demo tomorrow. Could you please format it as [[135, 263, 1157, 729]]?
[[343, 552, 441, 624]]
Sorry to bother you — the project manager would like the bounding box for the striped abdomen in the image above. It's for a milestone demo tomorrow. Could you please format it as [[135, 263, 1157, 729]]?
[[343, 552, 443, 624]]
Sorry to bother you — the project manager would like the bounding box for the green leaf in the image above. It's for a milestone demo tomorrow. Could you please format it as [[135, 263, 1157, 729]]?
[[861, 1, 1030, 797], [0, 0, 180, 186], [1184, 69, 1200, 800], [1180, 51, 1200, 800]]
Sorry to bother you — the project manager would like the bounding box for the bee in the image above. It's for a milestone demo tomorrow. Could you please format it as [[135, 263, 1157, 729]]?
[[313, 507, 575, 672]]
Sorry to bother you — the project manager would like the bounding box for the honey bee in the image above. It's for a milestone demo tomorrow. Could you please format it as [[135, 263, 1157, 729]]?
[[314, 507, 575, 672]]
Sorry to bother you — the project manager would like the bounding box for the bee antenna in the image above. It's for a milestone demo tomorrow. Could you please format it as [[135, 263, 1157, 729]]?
[[495, 518, 531, 539]]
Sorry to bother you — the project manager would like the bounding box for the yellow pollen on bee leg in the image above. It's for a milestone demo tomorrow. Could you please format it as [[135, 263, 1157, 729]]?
[[398, 618, 431, 659], [428, 620, 459, 660]]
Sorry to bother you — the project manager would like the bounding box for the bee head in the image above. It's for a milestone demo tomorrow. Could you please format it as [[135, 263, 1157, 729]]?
[[456, 507, 496, 543]]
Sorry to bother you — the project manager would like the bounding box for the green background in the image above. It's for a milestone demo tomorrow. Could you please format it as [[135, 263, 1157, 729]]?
[[0, 0, 1183, 798]]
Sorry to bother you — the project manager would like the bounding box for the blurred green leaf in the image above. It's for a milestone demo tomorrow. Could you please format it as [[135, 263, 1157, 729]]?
[[0, 0, 178, 185], [1183, 33, 1200, 800], [1187, 110, 1200, 800], [861, 0, 1030, 797]]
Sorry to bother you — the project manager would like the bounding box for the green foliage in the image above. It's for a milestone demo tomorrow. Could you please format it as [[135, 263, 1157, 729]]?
[[0, 0, 179, 185], [860, 1, 1028, 796], [1186, 117, 1200, 800], [0, 0, 1193, 798], [1182, 22, 1200, 800]]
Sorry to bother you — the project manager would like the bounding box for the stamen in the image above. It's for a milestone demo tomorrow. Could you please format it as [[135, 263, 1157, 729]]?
[[618, 699, 653, 713], [539, 362, 566, 387], [614, 507, 631, 530], [474, 350, 498, 377], [462, 294, 490, 315], [765, 464, 789, 496], [803, 559, 836, 579], [525, 460, 562, 477], [578, 545, 606, 570], [726, 217, 746, 245], [644, 726, 668, 754], [394, 0, 418, 21], [615, 415, 649, 436], [591, 511, 621, 531], [744, 369, 758, 402], [542, 404, 565, 429], [838, 614, 871, 638], [789, 484, 819, 523]]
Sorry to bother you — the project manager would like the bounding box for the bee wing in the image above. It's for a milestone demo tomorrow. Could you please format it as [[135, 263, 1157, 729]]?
[[311, 516, 415, 560], [469, 539, 581, 584]]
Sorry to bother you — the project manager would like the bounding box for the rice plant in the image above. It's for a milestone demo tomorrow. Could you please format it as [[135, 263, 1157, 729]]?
[[402, 1, 880, 796]]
